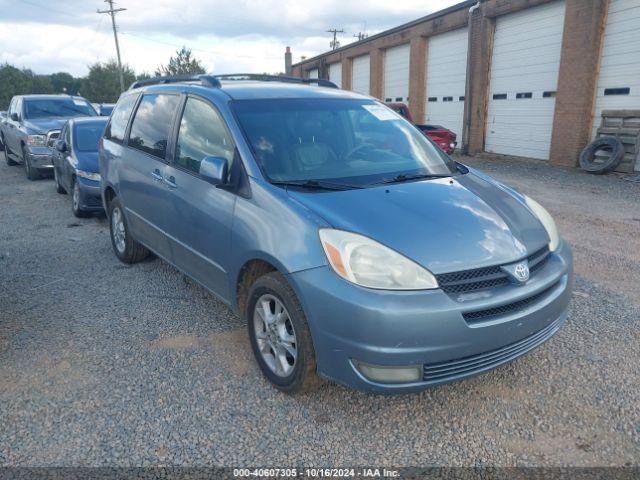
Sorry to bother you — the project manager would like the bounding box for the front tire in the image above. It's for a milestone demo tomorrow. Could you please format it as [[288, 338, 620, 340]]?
[[54, 167, 66, 194], [71, 179, 90, 218], [247, 272, 320, 394], [108, 197, 149, 264], [23, 146, 40, 180]]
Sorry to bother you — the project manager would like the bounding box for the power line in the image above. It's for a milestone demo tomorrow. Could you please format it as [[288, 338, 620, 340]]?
[[98, 0, 127, 92], [120, 31, 282, 60], [17, 0, 83, 18]]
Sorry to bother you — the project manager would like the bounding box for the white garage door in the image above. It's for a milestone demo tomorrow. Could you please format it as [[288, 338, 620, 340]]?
[[329, 63, 342, 88], [352, 55, 370, 95], [384, 44, 410, 103], [591, 0, 640, 154], [309, 69, 318, 79], [424, 28, 468, 138], [485, 1, 566, 160]]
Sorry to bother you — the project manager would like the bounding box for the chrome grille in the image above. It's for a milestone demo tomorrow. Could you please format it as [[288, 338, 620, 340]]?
[[436, 246, 551, 295], [423, 316, 562, 382]]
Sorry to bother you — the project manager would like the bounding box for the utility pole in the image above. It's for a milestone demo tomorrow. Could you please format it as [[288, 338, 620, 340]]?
[[354, 22, 368, 42], [327, 28, 344, 50], [98, 0, 127, 92]]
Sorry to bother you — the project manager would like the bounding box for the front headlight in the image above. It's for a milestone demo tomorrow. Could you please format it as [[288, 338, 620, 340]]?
[[76, 170, 101, 181], [524, 195, 560, 251], [319, 229, 438, 290], [27, 134, 46, 147]]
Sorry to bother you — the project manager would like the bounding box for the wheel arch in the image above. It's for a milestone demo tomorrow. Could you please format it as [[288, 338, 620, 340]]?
[[234, 257, 288, 316], [102, 184, 117, 213]]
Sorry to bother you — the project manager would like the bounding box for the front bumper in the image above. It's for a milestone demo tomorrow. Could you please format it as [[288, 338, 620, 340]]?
[[77, 177, 104, 211], [25, 146, 54, 169], [289, 241, 573, 393]]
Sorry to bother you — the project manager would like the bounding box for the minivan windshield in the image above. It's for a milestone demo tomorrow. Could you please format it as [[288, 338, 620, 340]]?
[[24, 98, 96, 119], [233, 98, 457, 186]]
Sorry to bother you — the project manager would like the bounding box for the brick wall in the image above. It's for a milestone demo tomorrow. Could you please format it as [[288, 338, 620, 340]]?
[[408, 36, 427, 122], [549, 0, 608, 166], [465, 5, 494, 154]]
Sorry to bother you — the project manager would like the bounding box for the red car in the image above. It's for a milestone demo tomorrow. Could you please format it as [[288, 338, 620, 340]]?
[[386, 102, 457, 154]]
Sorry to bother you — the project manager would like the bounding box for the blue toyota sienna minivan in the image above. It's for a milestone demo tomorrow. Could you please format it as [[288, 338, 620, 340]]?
[[99, 74, 573, 394]]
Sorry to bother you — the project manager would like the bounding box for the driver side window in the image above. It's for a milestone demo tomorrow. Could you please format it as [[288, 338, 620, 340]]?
[[175, 97, 234, 175]]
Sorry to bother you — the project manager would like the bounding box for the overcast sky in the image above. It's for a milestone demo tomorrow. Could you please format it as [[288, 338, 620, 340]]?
[[0, 0, 461, 77]]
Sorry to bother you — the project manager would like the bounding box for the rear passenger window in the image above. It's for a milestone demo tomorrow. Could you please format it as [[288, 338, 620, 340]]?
[[175, 97, 234, 174], [105, 94, 138, 143], [128, 94, 180, 159]]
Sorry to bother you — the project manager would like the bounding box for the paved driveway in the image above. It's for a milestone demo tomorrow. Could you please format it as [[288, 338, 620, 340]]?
[[1, 152, 638, 467]]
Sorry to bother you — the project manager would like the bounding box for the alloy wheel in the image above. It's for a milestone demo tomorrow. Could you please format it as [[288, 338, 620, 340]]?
[[111, 206, 126, 254], [73, 182, 80, 211], [253, 294, 298, 377], [24, 153, 31, 176]]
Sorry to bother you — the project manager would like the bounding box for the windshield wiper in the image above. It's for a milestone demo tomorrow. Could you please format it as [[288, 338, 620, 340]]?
[[374, 173, 452, 185], [270, 179, 362, 191]]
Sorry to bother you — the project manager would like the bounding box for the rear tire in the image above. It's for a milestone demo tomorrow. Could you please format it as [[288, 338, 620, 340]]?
[[71, 179, 90, 218], [108, 196, 149, 264], [247, 272, 320, 394], [23, 146, 40, 180], [3, 136, 17, 166]]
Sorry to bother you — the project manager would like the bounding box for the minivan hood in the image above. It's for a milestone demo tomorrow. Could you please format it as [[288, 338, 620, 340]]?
[[24, 117, 71, 133], [287, 173, 549, 274]]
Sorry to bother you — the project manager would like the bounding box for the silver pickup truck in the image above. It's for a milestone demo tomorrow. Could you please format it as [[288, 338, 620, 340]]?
[[0, 94, 97, 180]]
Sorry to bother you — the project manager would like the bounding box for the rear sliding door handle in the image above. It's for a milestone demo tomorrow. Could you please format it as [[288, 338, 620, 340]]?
[[164, 175, 177, 189], [151, 169, 163, 181]]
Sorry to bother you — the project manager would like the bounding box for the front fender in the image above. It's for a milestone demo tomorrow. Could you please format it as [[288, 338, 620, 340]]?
[[227, 178, 330, 311]]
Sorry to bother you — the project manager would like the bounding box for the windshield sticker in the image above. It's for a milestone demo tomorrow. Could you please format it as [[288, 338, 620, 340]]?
[[363, 104, 400, 121]]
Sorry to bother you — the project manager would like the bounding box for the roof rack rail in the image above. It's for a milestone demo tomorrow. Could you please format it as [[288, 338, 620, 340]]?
[[214, 73, 338, 89], [128, 74, 221, 90]]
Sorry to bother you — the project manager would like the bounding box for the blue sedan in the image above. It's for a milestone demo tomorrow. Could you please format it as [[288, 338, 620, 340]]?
[[53, 117, 108, 217]]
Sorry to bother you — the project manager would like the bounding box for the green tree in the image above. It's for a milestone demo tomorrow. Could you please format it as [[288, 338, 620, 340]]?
[[30, 74, 55, 94], [155, 47, 206, 76], [50, 72, 81, 95], [136, 71, 152, 81], [0, 64, 31, 109], [81, 60, 137, 103]]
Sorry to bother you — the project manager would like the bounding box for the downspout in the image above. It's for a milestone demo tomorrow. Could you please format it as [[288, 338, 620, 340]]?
[[462, 1, 481, 155]]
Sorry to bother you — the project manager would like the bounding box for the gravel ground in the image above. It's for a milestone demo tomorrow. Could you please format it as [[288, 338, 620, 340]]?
[[0, 151, 638, 467]]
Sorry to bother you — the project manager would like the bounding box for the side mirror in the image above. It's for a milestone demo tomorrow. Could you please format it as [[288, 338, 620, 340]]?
[[55, 139, 67, 152], [199, 155, 228, 186], [11, 113, 19, 121]]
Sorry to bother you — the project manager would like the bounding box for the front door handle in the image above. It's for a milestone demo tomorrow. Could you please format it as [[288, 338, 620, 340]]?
[[164, 175, 177, 189], [151, 169, 163, 182]]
